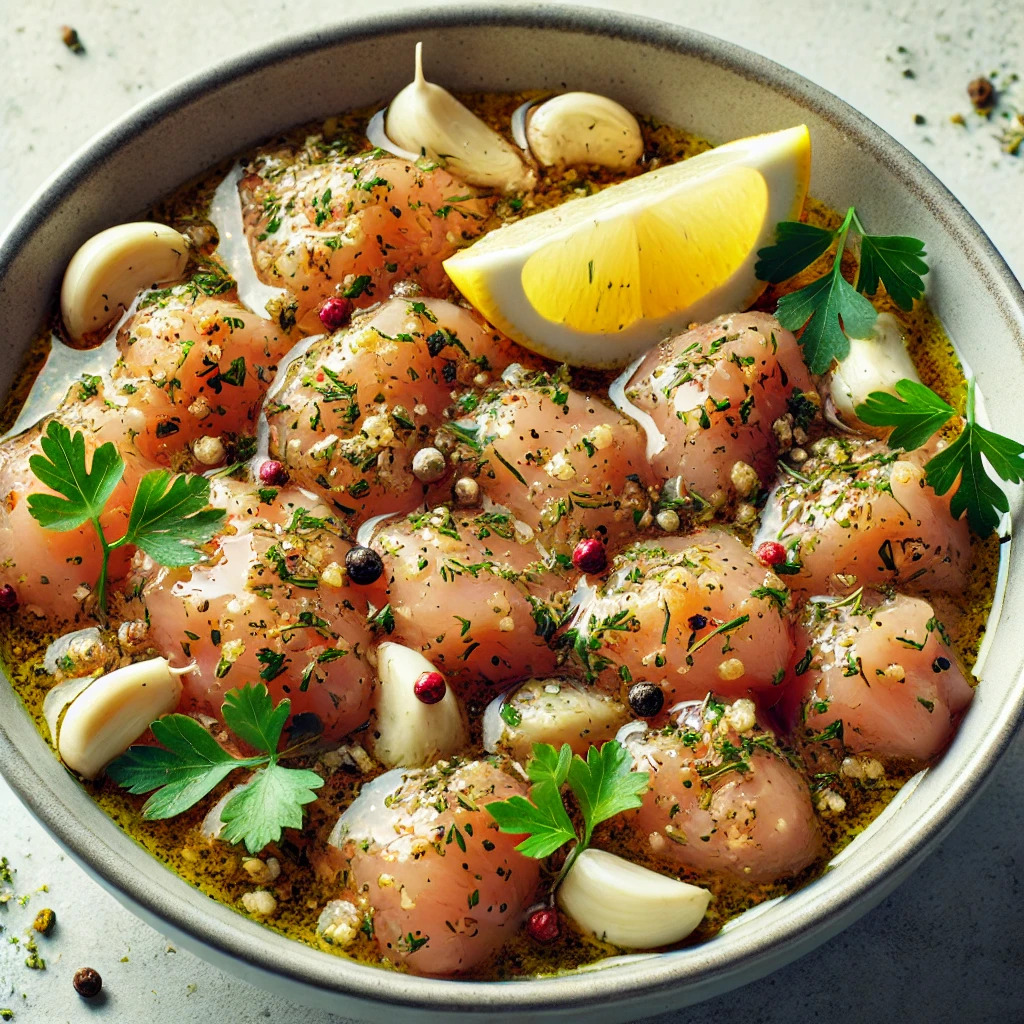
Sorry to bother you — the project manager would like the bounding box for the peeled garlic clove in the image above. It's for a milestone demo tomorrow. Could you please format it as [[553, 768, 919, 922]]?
[[61, 222, 189, 343], [384, 42, 533, 192], [829, 313, 922, 433], [482, 677, 630, 760], [370, 642, 468, 768], [525, 92, 643, 170], [557, 848, 711, 948], [56, 657, 191, 780], [42, 675, 95, 745]]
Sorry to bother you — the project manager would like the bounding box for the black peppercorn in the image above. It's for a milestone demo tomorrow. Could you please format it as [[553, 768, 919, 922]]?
[[968, 76, 996, 111], [73, 967, 102, 999], [345, 545, 384, 585], [687, 613, 707, 631], [628, 681, 665, 718]]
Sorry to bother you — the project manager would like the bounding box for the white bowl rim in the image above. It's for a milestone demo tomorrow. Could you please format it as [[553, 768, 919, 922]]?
[[0, 3, 1022, 1019]]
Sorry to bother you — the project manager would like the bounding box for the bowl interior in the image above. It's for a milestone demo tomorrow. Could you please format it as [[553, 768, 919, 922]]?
[[1, 8, 1023, 1022]]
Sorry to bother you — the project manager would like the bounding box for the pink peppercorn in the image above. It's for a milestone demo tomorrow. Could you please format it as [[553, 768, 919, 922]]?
[[258, 460, 287, 486], [413, 671, 446, 705], [319, 296, 353, 332], [527, 908, 560, 943], [0, 584, 18, 611], [572, 537, 607, 575], [756, 541, 787, 567]]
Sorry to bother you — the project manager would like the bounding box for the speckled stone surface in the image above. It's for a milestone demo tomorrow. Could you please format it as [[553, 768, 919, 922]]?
[[0, 1, 1021, 1022]]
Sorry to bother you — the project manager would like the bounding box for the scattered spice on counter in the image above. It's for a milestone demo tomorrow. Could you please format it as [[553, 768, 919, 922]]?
[[968, 76, 996, 111], [31, 908, 55, 935], [73, 967, 103, 999], [59, 25, 85, 54], [0, 1009, 14, 1020], [22, 937, 45, 971], [998, 112, 1024, 155]]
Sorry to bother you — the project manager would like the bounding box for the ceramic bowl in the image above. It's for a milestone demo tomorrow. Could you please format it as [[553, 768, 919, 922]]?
[[0, 6, 1022, 1022]]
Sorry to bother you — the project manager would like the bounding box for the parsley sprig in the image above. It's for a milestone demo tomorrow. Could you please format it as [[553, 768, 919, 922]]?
[[26, 421, 224, 613], [755, 208, 928, 373], [486, 741, 649, 887], [855, 377, 1024, 536], [106, 682, 323, 854]]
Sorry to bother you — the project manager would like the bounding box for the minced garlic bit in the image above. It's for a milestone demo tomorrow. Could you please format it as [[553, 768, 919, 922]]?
[[815, 790, 847, 814], [320, 561, 345, 588], [241, 891, 277, 917], [498, 616, 515, 633], [730, 460, 759, 497], [841, 755, 885, 781], [717, 658, 745, 682], [242, 857, 281, 885], [317, 899, 363, 947], [723, 697, 756, 733]]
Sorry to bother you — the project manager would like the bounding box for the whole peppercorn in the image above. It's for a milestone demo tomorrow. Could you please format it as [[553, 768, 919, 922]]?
[[412, 447, 447, 484], [413, 670, 446, 705], [32, 908, 56, 935], [687, 613, 708, 631], [527, 907, 560, 943], [968, 76, 996, 111], [258, 460, 287, 487], [0, 585, 18, 612], [572, 537, 607, 575], [319, 296, 353, 332], [755, 541, 787, 567], [627, 682, 665, 718], [73, 967, 102, 999], [345, 546, 384, 586]]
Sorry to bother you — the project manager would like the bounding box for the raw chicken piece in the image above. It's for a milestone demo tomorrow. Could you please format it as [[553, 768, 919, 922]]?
[[450, 367, 653, 550], [132, 482, 379, 741], [370, 506, 565, 690], [241, 146, 492, 332], [757, 436, 969, 594], [566, 530, 793, 701], [328, 760, 540, 975], [624, 312, 813, 502], [621, 696, 821, 883], [265, 297, 524, 521], [778, 591, 974, 762], [104, 291, 289, 464]]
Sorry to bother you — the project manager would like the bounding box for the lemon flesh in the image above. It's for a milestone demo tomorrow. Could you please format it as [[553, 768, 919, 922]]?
[[444, 125, 811, 368]]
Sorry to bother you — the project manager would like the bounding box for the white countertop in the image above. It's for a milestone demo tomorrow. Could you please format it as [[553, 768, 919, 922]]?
[[1, 1, 1022, 1022]]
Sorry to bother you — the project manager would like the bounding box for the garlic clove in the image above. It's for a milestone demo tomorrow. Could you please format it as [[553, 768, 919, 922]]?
[[557, 848, 711, 948], [384, 42, 534, 193], [525, 92, 644, 170], [56, 657, 191, 780], [60, 222, 189, 343], [370, 642, 468, 768], [42, 675, 95, 745], [828, 313, 922, 433], [482, 677, 630, 760]]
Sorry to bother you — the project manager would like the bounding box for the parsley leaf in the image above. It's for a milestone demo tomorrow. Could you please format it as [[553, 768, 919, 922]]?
[[26, 422, 224, 613], [485, 740, 649, 885], [754, 221, 835, 283], [105, 715, 258, 819], [107, 683, 323, 854], [485, 785, 577, 859], [855, 377, 1024, 537], [776, 256, 877, 374], [222, 682, 289, 755], [855, 378, 955, 450], [27, 421, 124, 531], [855, 231, 928, 311], [219, 762, 323, 854], [756, 207, 929, 375], [565, 741, 650, 845], [122, 469, 224, 567]]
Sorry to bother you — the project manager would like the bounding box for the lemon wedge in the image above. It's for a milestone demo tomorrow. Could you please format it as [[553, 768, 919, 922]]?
[[443, 125, 811, 367]]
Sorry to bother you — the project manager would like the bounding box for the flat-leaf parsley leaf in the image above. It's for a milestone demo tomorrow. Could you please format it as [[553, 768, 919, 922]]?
[[755, 207, 929, 374], [107, 682, 323, 854], [486, 740, 649, 887], [26, 421, 224, 613], [854, 377, 1024, 536]]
